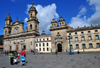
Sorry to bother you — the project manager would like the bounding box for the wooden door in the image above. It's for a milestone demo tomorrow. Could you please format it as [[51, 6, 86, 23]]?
[[16, 45, 18, 52], [10, 46, 12, 51]]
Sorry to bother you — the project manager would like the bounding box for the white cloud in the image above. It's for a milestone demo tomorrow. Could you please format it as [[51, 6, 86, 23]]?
[[70, 7, 89, 28], [70, 0, 100, 28], [24, 18, 28, 23], [25, 3, 59, 34], [87, 0, 100, 24], [25, 4, 32, 15], [11, 0, 16, 2]]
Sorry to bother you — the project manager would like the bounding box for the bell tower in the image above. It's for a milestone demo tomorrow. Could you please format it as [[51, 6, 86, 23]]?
[[59, 17, 65, 26], [4, 13, 12, 36], [27, 3, 39, 33], [51, 18, 57, 27]]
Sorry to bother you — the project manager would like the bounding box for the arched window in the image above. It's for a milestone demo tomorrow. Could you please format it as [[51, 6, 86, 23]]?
[[30, 24, 32, 30], [31, 14, 32, 17], [62, 22, 64, 25], [31, 41, 32, 45], [60, 23, 61, 26], [9, 31, 11, 34], [35, 25, 37, 30], [47, 43, 48, 46], [47, 48, 49, 51]]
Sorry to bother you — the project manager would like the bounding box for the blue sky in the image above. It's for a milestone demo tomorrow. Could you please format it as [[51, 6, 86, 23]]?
[[0, 0, 100, 35]]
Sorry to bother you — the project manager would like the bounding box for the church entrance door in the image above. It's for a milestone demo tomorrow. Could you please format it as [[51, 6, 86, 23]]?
[[16, 45, 18, 52], [57, 44, 62, 52]]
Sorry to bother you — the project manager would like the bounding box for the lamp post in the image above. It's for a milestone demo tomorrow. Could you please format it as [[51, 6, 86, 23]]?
[[20, 41, 23, 50], [66, 35, 72, 55]]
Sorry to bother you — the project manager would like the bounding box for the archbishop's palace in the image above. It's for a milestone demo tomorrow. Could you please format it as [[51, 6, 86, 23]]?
[[3, 3, 100, 53]]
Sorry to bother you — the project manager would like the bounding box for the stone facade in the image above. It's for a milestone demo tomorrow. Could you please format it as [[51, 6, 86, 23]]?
[[3, 3, 100, 53], [67, 25, 100, 52]]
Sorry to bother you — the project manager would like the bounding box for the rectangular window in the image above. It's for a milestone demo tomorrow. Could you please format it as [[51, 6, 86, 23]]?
[[47, 43, 48, 46], [39, 48, 41, 51], [43, 38, 45, 41], [89, 43, 92, 48], [43, 48, 45, 51], [82, 44, 86, 48], [37, 39, 38, 41], [95, 35, 99, 40], [39, 43, 41, 47], [97, 43, 100, 48], [40, 39, 41, 41], [43, 43, 45, 46], [47, 38, 49, 40], [82, 36, 85, 41], [76, 44, 79, 49], [36, 44, 38, 47], [75, 37, 78, 41], [88, 36, 92, 40]]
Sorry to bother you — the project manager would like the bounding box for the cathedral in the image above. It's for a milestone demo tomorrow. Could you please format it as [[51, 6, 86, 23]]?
[[3, 3, 100, 53]]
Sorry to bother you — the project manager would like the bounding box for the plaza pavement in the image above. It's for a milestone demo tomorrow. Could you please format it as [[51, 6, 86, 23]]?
[[0, 53, 100, 68]]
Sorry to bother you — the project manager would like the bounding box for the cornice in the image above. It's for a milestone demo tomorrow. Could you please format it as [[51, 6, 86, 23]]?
[[67, 25, 100, 32]]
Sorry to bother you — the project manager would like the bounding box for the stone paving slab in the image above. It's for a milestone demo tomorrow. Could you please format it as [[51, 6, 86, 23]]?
[[0, 54, 100, 68]]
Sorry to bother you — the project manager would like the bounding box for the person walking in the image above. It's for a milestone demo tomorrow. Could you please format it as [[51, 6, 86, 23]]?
[[7, 51, 9, 56], [77, 50, 80, 54], [5, 51, 6, 56], [55, 50, 58, 55], [34, 49, 36, 55], [9, 51, 14, 65]]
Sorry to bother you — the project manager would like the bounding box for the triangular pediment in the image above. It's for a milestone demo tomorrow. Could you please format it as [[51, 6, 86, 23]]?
[[12, 21, 23, 26]]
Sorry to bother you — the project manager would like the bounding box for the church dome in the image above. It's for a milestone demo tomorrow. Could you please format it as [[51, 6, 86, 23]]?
[[5, 13, 12, 21], [28, 3, 37, 13]]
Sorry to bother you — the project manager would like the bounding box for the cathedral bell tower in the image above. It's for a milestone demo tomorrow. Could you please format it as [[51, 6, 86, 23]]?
[[4, 13, 12, 36], [27, 3, 39, 33]]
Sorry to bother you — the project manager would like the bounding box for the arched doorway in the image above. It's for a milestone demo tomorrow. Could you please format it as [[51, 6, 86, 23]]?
[[16, 45, 18, 52], [23, 45, 26, 50], [57, 44, 62, 52]]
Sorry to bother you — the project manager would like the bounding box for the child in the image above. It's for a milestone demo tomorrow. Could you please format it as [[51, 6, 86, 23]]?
[[14, 57, 18, 64], [18, 54, 20, 59]]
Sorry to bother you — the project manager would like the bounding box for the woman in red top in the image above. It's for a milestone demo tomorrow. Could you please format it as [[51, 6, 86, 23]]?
[[21, 49, 26, 57]]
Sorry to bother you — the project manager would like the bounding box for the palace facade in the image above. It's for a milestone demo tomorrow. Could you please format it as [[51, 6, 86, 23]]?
[[3, 3, 100, 53]]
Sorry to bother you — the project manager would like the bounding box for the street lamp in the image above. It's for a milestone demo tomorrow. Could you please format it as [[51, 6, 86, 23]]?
[[66, 35, 72, 55], [20, 41, 23, 50]]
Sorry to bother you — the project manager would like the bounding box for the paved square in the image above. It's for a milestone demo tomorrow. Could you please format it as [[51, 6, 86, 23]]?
[[0, 53, 100, 68]]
